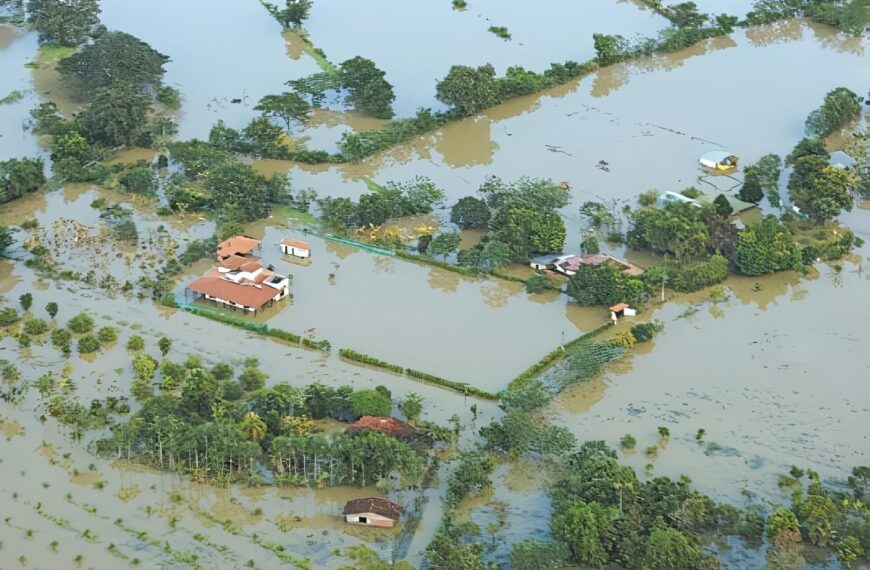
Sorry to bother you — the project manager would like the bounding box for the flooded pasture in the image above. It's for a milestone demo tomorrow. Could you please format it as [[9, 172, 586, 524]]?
[[1, 1, 869, 568]]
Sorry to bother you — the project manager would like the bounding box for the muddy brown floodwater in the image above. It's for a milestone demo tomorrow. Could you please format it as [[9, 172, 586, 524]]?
[[1, 1, 869, 568]]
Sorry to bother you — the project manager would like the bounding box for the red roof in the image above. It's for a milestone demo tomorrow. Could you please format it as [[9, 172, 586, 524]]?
[[187, 276, 277, 309], [219, 254, 261, 270], [343, 497, 401, 519], [610, 303, 630, 312], [280, 238, 310, 250], [346, 416, 415, 440], [217, 236, 261, 260]]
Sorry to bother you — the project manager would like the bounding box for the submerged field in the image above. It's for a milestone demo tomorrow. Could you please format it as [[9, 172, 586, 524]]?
[[1, 0, 868, 568]]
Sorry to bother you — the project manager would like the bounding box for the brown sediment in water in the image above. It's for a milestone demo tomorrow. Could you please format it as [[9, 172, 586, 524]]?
[[0, 416, 24, 438]]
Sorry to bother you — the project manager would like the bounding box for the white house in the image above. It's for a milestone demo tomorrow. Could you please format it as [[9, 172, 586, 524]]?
[[279, 238, 311, 259]]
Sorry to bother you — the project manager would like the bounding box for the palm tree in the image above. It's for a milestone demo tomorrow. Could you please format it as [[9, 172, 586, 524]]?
[[239, 411, 267, 442]]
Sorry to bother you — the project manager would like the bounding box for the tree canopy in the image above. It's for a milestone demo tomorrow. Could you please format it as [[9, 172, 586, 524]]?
[[57, 31, 169, 92], [435, 64, 500, 117], [26, 0, 100, 46], [735, 215, 802, 276], [260, 0, 312, 28], [805, 87, 862, 137], [338, 56, 396, 119], [0, 158, 46, 204], [627, 202, 710, 260], [567, 262, 645, 308]]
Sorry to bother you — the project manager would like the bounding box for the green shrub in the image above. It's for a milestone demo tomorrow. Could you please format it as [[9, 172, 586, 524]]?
[[350, 389, 392, 417], [620, 434, 637, 449], [125, 335, 145, 352], [630, 321, 662, 343], [0, 307, 20, 326], [97, 326, 118, 344], [669, 254, 729, 293], [525, 274, 549, 294], [78, 334, 100, 354], [23, 318, 49, 336], [66, 312, 95, 334]]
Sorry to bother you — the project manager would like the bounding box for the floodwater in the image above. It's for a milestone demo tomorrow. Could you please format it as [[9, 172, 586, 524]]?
[[2, 2, 870, 568]]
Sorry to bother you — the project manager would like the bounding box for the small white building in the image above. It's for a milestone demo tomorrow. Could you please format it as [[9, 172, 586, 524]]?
[[279, 238, 311, 259]]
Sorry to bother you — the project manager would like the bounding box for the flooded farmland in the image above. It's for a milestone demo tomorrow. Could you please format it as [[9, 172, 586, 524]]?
[[1, 0, 869, 568]]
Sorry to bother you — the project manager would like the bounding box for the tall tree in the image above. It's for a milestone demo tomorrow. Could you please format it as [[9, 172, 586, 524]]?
[[0, 158, 46, 203], [26, 0, 100, 46], [260, 0, 312, 28], [205, 162, 274, 223], [435, 64, 500, 117], [254, 92, 310, 133], [450, 196, 490, 228], [735, 215, 801, 276], [57, 31, 169, 92], [805, 87, 862, 137], [78, 86, 152, 147], [338, 56, 396, 119]]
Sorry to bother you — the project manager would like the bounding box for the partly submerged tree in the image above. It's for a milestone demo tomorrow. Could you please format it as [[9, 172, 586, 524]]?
[[805, 87, 862, 137], [254, 92, 311, 133], [338, 56, 396, 119], [57, 31, 169, 92], [26, 0, 100, 46], [450, 196, 490, 229], [435, 64, 500, 117], [260, 0, 312, 28]]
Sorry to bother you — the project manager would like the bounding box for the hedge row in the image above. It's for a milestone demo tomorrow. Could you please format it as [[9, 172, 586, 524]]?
[[406, 368, 498, 401], [338, 349, 404, 374], [339, 348, 498, 401], [178, 304, 332, 353], [508, 323, 611, 393]]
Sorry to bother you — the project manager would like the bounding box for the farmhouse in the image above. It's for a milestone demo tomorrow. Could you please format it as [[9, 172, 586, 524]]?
[[577, 253, 644, 276], [279, 237, 311, 259], [342, 497, 401, 528], [346, 416, 415, 440], [186, 236, 290, 313]]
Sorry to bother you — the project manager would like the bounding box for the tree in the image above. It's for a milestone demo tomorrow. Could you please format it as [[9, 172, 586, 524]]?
[[338, 56, 396, 119], [158, 337, 171, 356], [738, 165, 764, 203], [0, 158, 46, 204], [736, 216, 801, 276], [712, 193, 733, 217], [579, 201, 616, 229], [567, 262, 644, 308], [77, 333, 100, 354], [435, 64, 499, 117], [350, 389, 391, 417], [428, 232, 460, 259], [491, 207, 566, 260], [767, 507, 800, 540], [805, 87, 862, 137], [398, 393, 423, 424], [260, 0, 312, 28], [45, 301, 58, 319], [786, 137, 828, 166], [627, 202, 709, 260], [802, 166, 859, 223], [642, 523, 704, 570], [450, 196, 490, 228], [57, 31, 169, 92], [118, 166, 157, 195], [239, 411, 268, 442], [319, 196, 358, 229], [254, 92, 310, 132], [510, 540, 568, 570], [592, 33, 630, 66], [205, 162, 274, 223], [551, 498, 611, 567], [238, 365, 268, 392], [19, 292, 32, 311], [26, 0, 100, 46], [426, 527, 484, 570], [78, 86, 152, 147], [666, 2, 708, 27], [0, 226, 13, 255]]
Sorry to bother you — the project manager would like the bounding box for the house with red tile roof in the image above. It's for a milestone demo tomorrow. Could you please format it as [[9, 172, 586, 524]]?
[[346, 416, 415, 440]]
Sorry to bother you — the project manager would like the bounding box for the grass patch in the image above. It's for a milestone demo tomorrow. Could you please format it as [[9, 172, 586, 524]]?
[[29, 43, 76, 68], [298, 32, 337, 75]]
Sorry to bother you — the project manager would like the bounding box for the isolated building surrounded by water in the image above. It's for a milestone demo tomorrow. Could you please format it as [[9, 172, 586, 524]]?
[[342, 497, 401, 528]]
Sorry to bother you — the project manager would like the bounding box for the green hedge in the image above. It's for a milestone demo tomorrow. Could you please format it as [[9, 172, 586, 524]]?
[[339, 349, 404, 374], [338, 348, 498, 400], [406, 368, 498, 401], [180, 306, 331, 353], [508, 324, 611, 393]]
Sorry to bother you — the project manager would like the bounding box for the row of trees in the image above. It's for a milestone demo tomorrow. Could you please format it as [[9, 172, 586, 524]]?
[[319, 176, 445, 229]]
